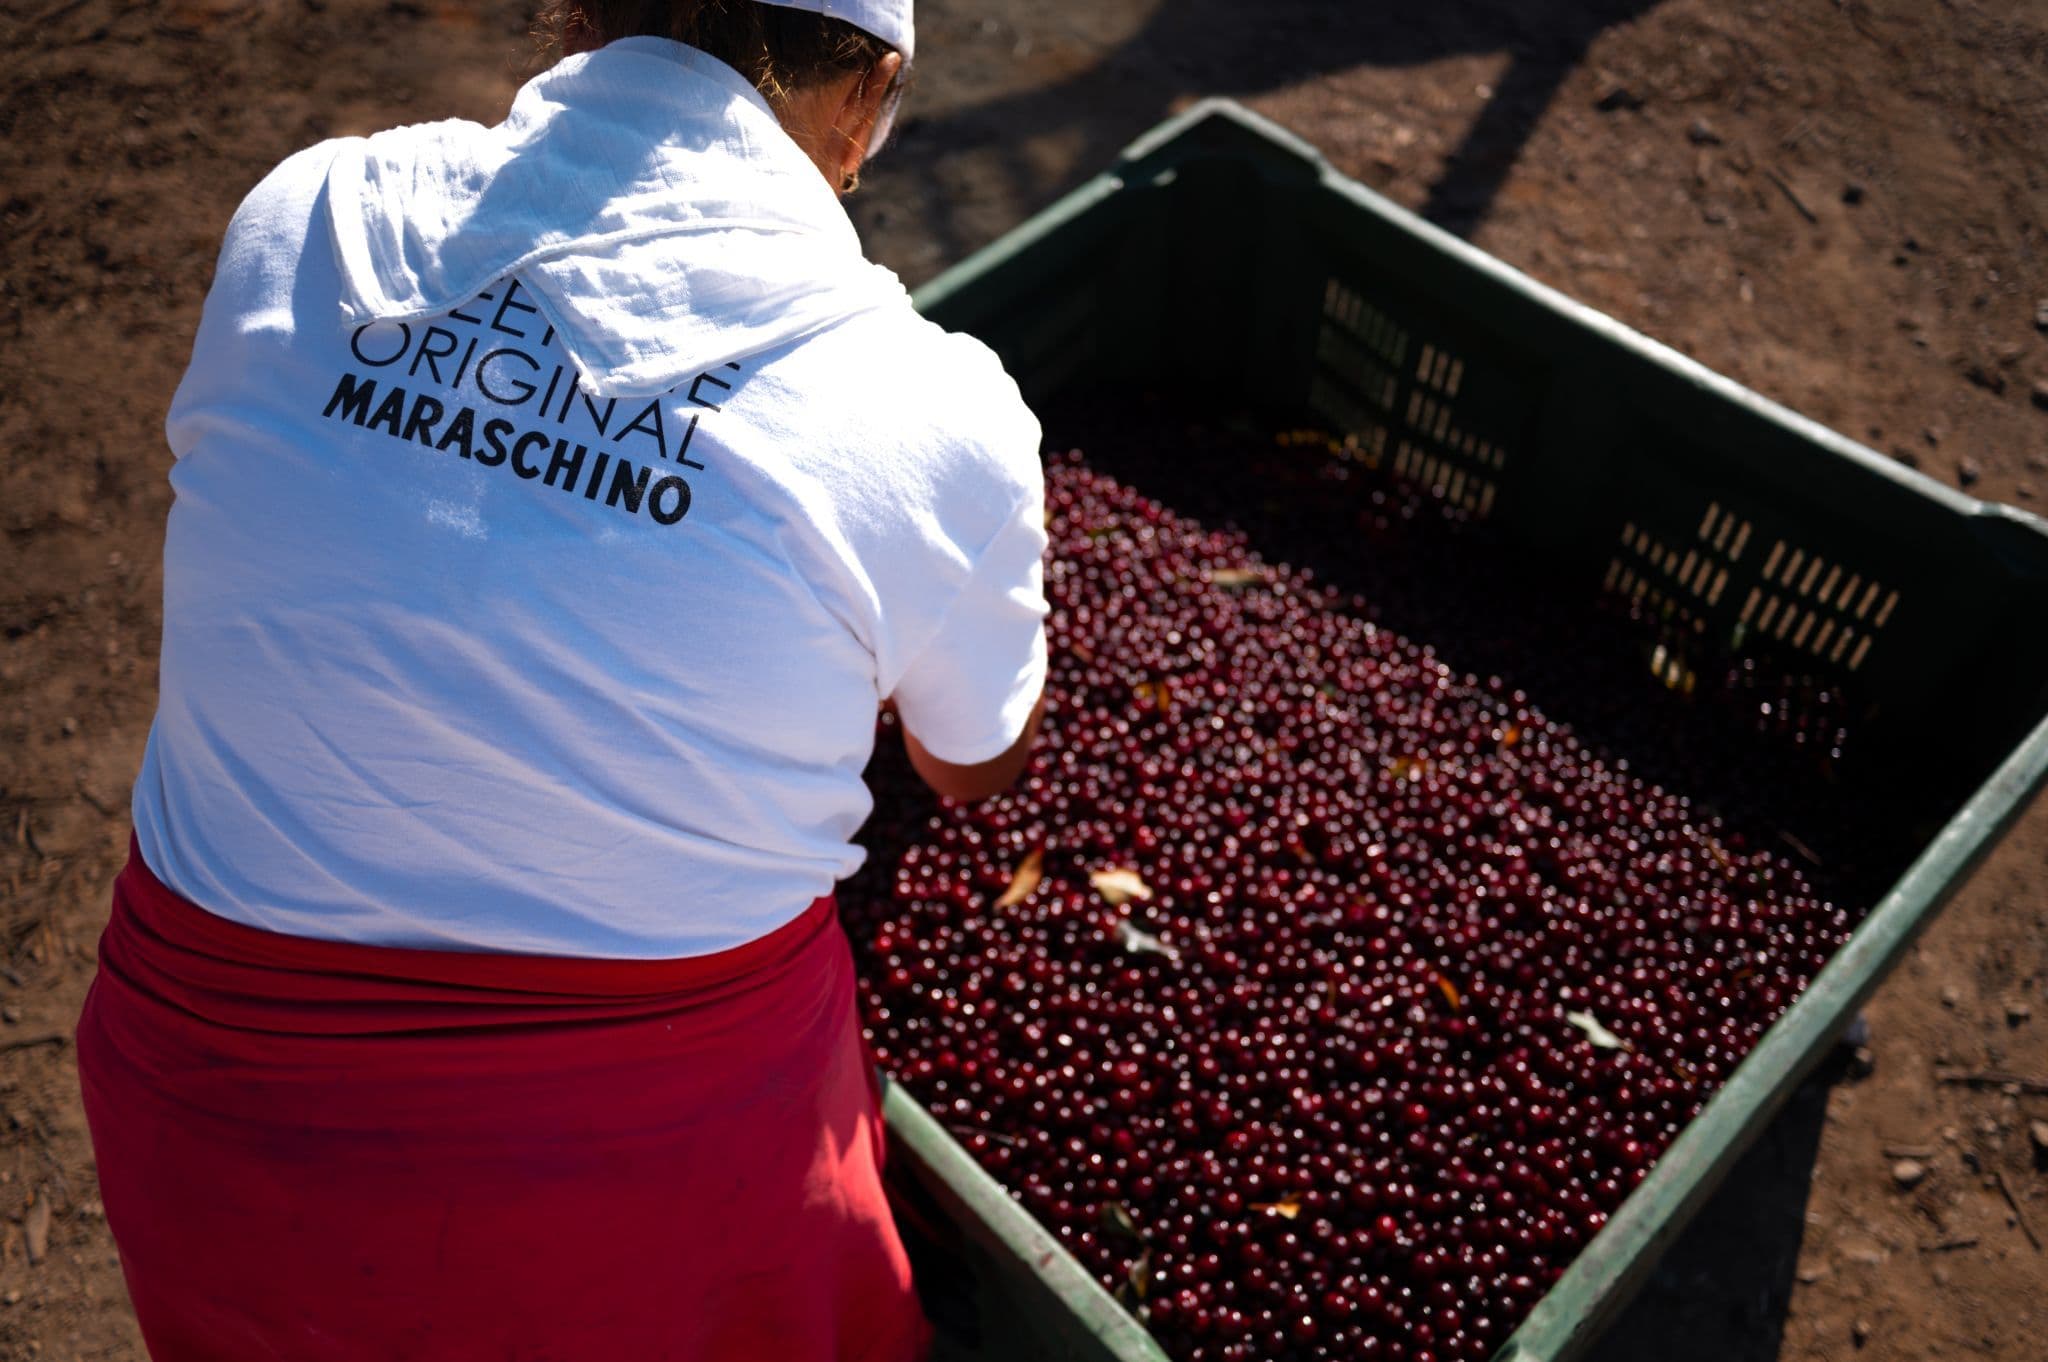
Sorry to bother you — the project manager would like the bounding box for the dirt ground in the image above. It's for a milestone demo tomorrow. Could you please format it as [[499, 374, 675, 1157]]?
[[3, 1, 2045, 1359]]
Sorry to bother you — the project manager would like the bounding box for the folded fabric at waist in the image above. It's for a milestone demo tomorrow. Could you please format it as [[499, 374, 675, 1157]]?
[[99, 835, 841, 1034]]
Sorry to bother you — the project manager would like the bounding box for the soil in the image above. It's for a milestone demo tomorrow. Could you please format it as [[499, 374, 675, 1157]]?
[[2, 2, 2044, 1360]]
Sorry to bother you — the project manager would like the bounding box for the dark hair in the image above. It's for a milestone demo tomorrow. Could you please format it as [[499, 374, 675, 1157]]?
[[536, 0, 895, 107]]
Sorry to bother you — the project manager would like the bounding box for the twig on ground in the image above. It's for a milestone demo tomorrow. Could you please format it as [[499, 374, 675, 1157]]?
[[1765, 167, 1821, 224], [1935, 1068, 2048, 1095], [1919, 1236, 1978, 1253], [1993, 1170, 2041, 1251], [0, 1030, 67, 1056]]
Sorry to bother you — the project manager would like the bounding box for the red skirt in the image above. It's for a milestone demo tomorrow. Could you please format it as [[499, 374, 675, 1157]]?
[[77, 839, 930, 1362]]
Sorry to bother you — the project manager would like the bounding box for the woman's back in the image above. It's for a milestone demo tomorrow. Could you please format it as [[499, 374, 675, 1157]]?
[[135, 39, 1047, 957]]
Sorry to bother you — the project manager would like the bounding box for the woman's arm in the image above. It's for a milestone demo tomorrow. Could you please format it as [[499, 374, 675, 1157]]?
[[901, 692, 1044, 802]]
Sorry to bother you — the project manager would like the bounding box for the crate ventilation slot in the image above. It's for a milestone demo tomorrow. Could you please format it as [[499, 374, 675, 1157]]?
[[1605, 503, 1897, 674], [1736, 540, 1897, 672], [1310, 279, 1512, 519]]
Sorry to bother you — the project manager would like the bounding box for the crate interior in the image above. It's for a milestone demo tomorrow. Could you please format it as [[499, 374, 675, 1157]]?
[[883, 106, 2048, 1362], [921, 115, 2048, 864]]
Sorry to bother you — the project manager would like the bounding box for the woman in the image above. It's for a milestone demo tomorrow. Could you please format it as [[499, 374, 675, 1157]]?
[[76, 2, 1047, 1358]]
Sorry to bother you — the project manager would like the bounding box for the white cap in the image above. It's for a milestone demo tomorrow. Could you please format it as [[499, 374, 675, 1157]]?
[[754, 0, 912, 60], [754, 0, 914, 155]]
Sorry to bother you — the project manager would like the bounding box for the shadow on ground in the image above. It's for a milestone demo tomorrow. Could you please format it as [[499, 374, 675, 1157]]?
[[1585, 1066, 1837, 1362], [875, 0, 1669, 267]]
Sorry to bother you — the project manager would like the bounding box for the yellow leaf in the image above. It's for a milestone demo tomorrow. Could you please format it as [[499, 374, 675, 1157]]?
[[1250, 1191, 1305, 1219], [1090, 867, 1154, 906], [1435, 975, 1463, 1011], [1132, 680, 1173, 712], [994, 847, 1046, 909], [1207, 567, 1264, 590], [1390, 755, 1431, 783], [1497, 723, 1523, 750]]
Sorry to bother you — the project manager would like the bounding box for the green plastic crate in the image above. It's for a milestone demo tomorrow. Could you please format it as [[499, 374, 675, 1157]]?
[[880, 99, 2048, 1362]]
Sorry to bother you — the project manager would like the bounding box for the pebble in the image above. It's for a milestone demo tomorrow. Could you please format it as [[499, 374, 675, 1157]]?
[[2029, 1119, 2048, 1152], [2009, 999, 2035, 1024], [1964, 362, 2005, 395], [2037, 299, 2048, 331], [1940, 984, 1962, 1008], [2032, 378, 2048, 411], [0, 1006, 17, 1025], [23, 1194, 49, 1264], [1687, 117, 1722, 145], [1853, 1319, 1872, 1348], [1956, 457, 1982, 488], [1892, 1158, 1929, 1188], [1842, 183, 1866, 206]]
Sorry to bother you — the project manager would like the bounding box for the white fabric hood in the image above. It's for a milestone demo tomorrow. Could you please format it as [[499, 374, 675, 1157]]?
[[324, 38, 912, 398]]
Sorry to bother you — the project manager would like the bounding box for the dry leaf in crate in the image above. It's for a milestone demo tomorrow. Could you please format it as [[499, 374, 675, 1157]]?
[[1565, 1009, 1632, 1051], [1249, 1190, 1305, 1220], [1389, 755, 1430, 783], [1089, 867, 1154, 905], [1113, 917, 1180, 964], [1114, 1245, 1154, 1309], [1207, 567, 1265, 591], [994, 847, 1046, 909], [1434, 975, 1464, 1011], [1099, 1201, 1144, 1242], [1132, 680, 1174, 712]]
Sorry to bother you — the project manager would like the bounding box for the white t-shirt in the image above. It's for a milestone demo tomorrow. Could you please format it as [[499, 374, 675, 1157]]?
[[132, 39, 1047, 958]]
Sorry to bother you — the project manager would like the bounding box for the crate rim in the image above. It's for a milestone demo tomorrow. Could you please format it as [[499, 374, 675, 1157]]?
[[913, 97, 2048, 559], [1497, 702, 2048, 1360]]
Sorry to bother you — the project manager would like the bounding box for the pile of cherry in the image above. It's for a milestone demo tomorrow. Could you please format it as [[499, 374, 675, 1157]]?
[[844, 436, 1882, 1362]]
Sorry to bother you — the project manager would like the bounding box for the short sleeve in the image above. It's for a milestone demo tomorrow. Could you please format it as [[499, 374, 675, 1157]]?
[[889, 479, 1050, 764]]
